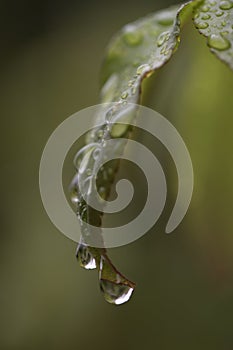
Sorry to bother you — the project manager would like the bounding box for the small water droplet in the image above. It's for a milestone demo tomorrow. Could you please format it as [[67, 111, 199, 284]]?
[[121, 91, 128, 99], [221, 20, 227, 26], [216, 10, 224, 16], [202, 14, 211, 20], [122, 25, 143, 46], [136, 63, 150, 75], [201, 5, 210, 12], [208, 33, 230, 50], [219, 1, 233, 10], [76, 244, 97, 270], [157, 31, 170, 47], [196, 22, 209, 29], [128, 79, 135, 87]]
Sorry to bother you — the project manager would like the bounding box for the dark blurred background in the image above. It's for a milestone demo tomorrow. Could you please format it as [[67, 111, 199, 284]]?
[[1, 0, 233, 349]]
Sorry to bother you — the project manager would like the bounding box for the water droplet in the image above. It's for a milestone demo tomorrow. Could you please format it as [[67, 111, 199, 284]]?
[[216, 10, 224, 16], [128, 79, 135, 87], [196, 22, 209, 29], [202, 14, 211, 20], [157, 31, 170, 47], [208, 33, 230, 50], [122, 26, 143, 46], [100, 279, 134, 305], [219, 1, 233, 10], [121, 91, 128, 99], [221, 20, 227, 26], [76, 244, 97, 270], [201, 5, 210, 12], [136, 63, 150, 75]]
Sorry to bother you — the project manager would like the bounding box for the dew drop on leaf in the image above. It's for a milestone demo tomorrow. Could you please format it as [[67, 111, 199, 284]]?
[[216, 10, 224, 16], [99, 279, 134, 305], [219, 1, 233, 10], [157, 31, 170, 47], [196, 22, 209, 29], [208, 33, 231, 50]]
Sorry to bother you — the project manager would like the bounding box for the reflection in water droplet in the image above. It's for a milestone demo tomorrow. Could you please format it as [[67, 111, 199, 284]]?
[[208, 33, 231, 50], [196, 22, 209, 29], [157, 31, 170, 47], [100, 279, 134, 305], [76, 244, 97, 270], [219, 1, 233, 10]]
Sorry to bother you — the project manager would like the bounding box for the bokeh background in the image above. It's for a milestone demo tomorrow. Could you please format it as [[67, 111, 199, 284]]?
[[1, 0, 233, 349]]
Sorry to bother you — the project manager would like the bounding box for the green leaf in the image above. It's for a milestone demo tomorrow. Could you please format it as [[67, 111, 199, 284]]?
[[73, 0, 202, 305], [100, 1, 201, 104], [193, 0, 233, 70]]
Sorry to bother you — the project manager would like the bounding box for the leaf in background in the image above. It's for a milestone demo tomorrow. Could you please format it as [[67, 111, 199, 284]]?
[[193, 0, 233, 70]]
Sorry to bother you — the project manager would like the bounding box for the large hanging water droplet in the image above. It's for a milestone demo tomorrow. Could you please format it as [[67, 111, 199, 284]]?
[[76, 244, 97, 270], [100, 279, 134, 305], [219, 1, 233, 10], [208, 33, 230, 50]]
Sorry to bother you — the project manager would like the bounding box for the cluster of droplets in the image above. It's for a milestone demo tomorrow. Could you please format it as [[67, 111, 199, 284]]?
[[70, 5, 184, 305], [194, 0, 232, 51], [69, 102, 137, 305]]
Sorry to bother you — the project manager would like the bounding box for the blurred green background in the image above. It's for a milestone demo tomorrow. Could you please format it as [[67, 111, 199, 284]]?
[[1, 0, 233, 349]]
